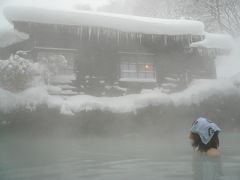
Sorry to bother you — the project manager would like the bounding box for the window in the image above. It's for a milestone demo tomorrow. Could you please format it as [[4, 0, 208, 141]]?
[[37, 51, 74, 75], [120, 61, 156, 82]]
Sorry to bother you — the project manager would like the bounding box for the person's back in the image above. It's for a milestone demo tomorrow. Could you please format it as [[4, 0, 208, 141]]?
[[189, 117, 224, 180]]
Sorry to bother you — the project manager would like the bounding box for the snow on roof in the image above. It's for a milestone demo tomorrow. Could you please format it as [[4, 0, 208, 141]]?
[[0, 4, 232, 51], [3, 5, 205, 36], [0, 6, 29, 48], [0, 29, 29, 48], [191, 33, 234, 50]]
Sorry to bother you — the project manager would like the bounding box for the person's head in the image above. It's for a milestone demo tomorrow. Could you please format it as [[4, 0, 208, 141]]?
[[189, 117, 221, 152]]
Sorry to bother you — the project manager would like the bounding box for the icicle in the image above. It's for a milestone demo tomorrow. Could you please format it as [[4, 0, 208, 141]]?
[[68, 26, 71, 34], [131, 33, 134, 41], [110, 30, 114, 38], [198, 48, 203, 56], [76, 27, 80, 38], [164, 35, 168, 46], [180, 35, 184, 42], [77, 27, 79, 36], [104, 29, 107, 37], [110, 30, 114, 39], [139, 34, 143, 45], [210, 49, 214, 56], [126, 33, 129, 43], [187, 36, 191, 45], [88, 27, 92, 40], [97, 28, 100, 42], [190, 35, 193, 43], [54, 25, 58, 32], [151, 34, 154, 42], [117, 31, 120, 45], [107, 30, 111, 38], [175, 35, 179, 43], [28, 22, 31, 31], [80, 26, 83, 39], [60, 24, 63, 32], [72, 26, 75, 35]]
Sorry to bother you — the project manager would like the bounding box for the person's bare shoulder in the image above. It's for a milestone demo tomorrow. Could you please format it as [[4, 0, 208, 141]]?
[[207, 148, 221, 157]]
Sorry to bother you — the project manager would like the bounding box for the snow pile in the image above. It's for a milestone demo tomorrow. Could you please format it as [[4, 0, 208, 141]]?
[[191, 33, 234, 49], [58, 79, 238, 115], [59, 93, 172, 115], [0, 87, 48, 113], [0, 78, 239, 115], [18, 87, 49, 111], [0, 88, 17, 113], [172, 79, 238, 106]]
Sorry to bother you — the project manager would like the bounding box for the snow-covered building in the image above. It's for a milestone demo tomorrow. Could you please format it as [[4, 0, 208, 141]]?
[[0, 5, 233, 95]]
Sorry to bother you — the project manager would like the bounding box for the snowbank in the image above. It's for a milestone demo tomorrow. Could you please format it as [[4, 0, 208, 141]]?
[[191, 33, 234, 50], [58, 93, 172, 115], [0, 77, 239, 115], [171, 79, 238, 106], [0, 87, 48, 113]]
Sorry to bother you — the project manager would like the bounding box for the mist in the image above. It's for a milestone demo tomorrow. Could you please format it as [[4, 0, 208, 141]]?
[[0, 0, 240, 180]]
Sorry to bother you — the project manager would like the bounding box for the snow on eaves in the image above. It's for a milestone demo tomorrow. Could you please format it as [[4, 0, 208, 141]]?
[[0, 6, 29, 48], [1, 4, 233, 50], [0, 29, 29, 48], [191, 33, 234, 50], [3, 5, 205, 36]]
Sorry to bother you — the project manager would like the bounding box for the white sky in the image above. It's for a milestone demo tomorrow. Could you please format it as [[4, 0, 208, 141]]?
[[0, 0, 115, 10]]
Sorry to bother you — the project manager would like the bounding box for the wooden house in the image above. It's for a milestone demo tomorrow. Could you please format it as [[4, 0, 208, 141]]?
[[0, 5, 232, 95]]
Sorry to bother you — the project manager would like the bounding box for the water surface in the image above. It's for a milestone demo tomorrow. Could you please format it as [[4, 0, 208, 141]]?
[[0, 133, 239, 180]]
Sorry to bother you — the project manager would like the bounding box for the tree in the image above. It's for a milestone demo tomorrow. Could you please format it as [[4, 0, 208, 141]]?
[[0, 53, 35, 92], [205, 0, 240, 36], [103, 0, 240, 36]]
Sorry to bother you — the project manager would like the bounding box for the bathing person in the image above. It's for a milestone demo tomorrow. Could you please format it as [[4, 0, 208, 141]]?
[[189, 117, 223, 180]]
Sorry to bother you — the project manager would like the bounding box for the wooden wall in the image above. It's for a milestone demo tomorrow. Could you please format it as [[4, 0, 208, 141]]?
[[9, 21, 217, 94]]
